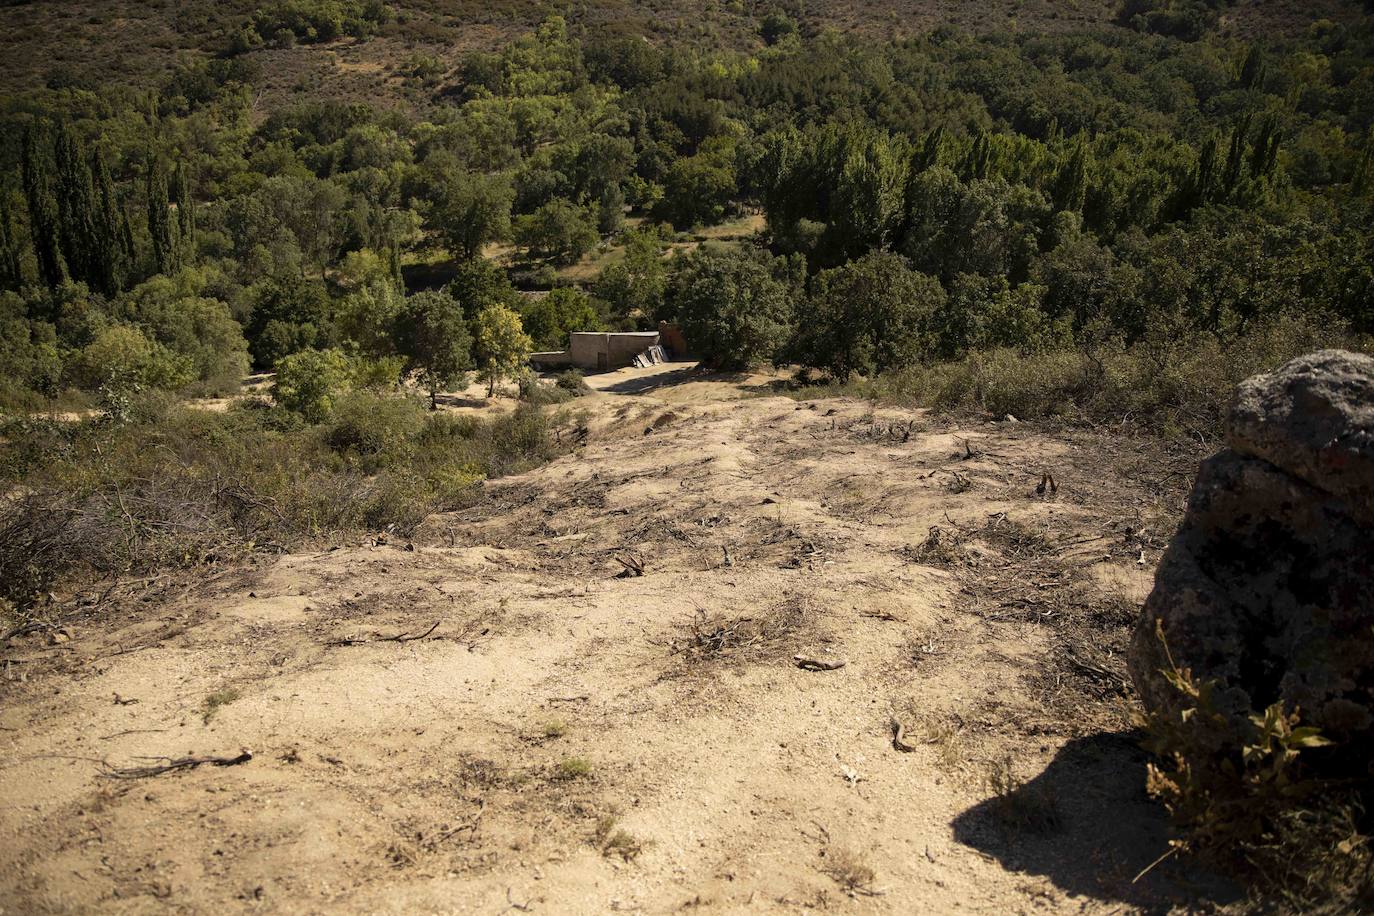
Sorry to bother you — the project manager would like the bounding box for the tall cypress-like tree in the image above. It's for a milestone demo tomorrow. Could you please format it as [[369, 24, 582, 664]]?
[[914, 125, 945, 172], [172, 162, 194, 266], [1221, 115, 1251, 200], [119, 202, 137, 275], [1051, 137, 1091, 213], [1250, 113, 1281, 182], [54, 122, 100, 288], [21, 125, 66, 288], [0, 201, 22, 291], [960, 131, 992, 181], [146, 152, 179, 275], [91, 148, 127, 295], [1192, 134, 1219, 206], [1353, 129, 1373, 198], [1239, 45, 1266, 90]]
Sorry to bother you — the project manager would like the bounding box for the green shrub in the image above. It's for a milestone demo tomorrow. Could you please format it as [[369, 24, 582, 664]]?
[[1139, 624, 1374, 910], [72, 326, 194, 393], [0, 400, 557, 612], [517, 372, 575, 406], [555, 369, 589, 393], [326, 391, 425, 467], [852, 317, 1368, 440], [669, 247, 797, 370], [272, 348, 354, 422]]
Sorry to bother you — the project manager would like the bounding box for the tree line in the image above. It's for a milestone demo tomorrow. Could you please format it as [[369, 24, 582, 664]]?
[[0, 8, 1371, 417]]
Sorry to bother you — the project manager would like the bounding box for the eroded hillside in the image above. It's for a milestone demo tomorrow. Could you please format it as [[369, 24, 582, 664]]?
[[0, 366, 1230, 913]]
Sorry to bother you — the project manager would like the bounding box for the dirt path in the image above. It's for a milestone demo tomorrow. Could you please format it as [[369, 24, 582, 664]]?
[[0, 366, 1227, 913]]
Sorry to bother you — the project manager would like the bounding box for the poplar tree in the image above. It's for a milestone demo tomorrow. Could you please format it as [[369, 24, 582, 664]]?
[[914, 125, 945, 173], [172, 162, 195, 266], [1051, 138, 1091, 213], [961, 131, 992, 182], [92, 148, 128, 294], [1190, 134, 1219, 207], [1250, 113, 1281, 182], [1353, 129, 1373, 198], [1220, 115, 1251, 200], [0, 202, 22, 291]]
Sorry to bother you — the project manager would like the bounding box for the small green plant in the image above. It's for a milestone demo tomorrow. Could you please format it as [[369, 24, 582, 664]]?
[[1138, 622, 1373, 907], [201, 688, 240, 724], [556, 756, 592, 779], [541, 719, 568, 739], [592, 814, 644, 861]]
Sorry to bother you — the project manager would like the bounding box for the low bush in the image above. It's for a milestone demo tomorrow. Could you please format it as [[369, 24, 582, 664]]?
[[0, 397, 560, 614], [841, 315, 1368, 442], [517, 372, 576, 407], [1139, 626, 1374, 910]]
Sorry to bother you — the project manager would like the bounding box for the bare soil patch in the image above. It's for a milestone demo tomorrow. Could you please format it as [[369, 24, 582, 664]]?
[[0, 364, 1230, 912]]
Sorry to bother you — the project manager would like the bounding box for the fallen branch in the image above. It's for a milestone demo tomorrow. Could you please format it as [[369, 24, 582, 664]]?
[[429, 800, 486, 847], [2, 622, 52, 643], [324, 621, 441, 647], [613, 554, 645, 578], [1061, 649, 1128, 692], [794, 654, 846, 671], [101, 749, 252, 779]]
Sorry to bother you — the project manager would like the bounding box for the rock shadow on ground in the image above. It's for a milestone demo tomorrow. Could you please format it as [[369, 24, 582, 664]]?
[[951, 731, 1238, 912]]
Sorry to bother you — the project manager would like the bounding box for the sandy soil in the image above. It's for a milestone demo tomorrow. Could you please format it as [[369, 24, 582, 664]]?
[[0, 364, 1231, 913]]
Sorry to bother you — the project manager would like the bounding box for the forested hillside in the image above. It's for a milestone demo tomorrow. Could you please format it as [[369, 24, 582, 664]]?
[[3, 1, 1372, 426]]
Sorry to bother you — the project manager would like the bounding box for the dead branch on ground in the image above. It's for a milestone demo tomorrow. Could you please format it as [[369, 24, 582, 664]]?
[[101, 750, 252, 778], [324, 621, 442, 647]]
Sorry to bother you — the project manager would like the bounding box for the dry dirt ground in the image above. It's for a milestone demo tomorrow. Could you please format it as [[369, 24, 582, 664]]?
[[0, 364, 1233, 913]]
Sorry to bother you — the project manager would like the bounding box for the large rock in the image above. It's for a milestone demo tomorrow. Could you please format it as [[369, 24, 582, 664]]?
[[1229, 349, 1374, 526], [1131, 350, 1374, 765]]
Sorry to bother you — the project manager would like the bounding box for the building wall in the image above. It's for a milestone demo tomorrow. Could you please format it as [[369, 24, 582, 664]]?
[[567, 332, 661, 371], [530, 350, 574, 369]]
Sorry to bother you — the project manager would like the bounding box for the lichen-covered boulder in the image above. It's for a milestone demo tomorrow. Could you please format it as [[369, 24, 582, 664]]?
[[1130, 350, 1374, 765]]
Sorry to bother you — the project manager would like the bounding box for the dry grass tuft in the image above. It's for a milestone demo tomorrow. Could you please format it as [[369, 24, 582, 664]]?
[[820, 847, 878, 895], [592, 814, 646, 861], [555, 757, 593, 780], [200, 688, 240, 724]]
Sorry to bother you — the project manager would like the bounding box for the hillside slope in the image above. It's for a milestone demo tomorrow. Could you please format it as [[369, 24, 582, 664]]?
[[0, 0, 1360, 101], [0, 367, 1228, 912]]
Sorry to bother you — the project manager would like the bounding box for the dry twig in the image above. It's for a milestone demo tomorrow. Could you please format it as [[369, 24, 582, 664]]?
[[324, 621, 441, 647]]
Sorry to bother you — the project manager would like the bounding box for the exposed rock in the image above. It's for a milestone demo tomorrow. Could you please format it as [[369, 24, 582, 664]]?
[[1229, 349, 1374, 526], [1131, 350, 1374, 764]]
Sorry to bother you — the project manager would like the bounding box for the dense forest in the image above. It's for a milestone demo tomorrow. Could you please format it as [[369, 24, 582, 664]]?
[[1, 3, 1372, 425]]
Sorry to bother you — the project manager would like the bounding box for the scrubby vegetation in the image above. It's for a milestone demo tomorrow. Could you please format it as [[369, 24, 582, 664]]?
[[1, 2, 1373, 900], [0, 394, 559, 613], [1138, 626, 1374, 910]]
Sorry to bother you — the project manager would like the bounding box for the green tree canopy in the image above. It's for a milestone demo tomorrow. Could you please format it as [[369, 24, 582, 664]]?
[[474, 303, 532, 396], [395, 290, 473, 408], [796, 250, 946, 380], [668, 248, 796, 370]]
